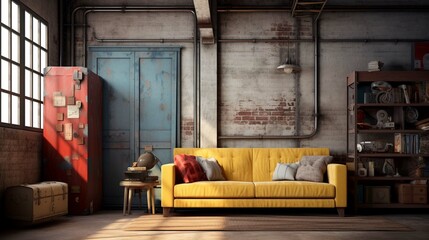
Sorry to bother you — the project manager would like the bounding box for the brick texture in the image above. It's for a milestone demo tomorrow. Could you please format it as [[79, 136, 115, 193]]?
[[0, 127, 42, 213], [181, 118, 194, 147], [221, 96, 297, 136], [232, 97, 295, 127]]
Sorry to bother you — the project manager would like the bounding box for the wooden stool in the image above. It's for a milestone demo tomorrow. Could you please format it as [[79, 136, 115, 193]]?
[[119, 180, 159, 215]]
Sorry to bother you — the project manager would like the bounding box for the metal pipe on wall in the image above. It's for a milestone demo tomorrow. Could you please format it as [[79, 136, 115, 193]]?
[[218, 18, 320, 140], [81, 8, 195, 66], [216, 5, 429, 13], [218, 38, 313, 43], [320, 38, 429, 43], [58, 0, 63, 65], [70, 6, 194, 65], [218, 6, 429, 139], [71, 6, 199, 147], [293, 17, 301, 147]]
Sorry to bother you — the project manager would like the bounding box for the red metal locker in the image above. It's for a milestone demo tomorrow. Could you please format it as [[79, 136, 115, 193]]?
[[43, 67, 102, 215]]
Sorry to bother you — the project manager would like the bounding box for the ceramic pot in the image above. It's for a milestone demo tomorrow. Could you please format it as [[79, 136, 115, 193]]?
[[136, 152, 159, 170]]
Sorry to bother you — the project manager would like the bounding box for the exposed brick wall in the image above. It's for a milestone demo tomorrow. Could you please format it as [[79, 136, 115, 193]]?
[[0, 127, 42, 216], [180, 118, 194, 147], [233, 97, 295, 127], [220, 96, 297, 136]]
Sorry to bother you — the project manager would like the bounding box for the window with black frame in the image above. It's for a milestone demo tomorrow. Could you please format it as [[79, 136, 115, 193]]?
[[1, 0, 48, 129]]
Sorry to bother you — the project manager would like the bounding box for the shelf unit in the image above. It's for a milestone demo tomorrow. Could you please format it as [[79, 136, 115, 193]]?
[[347, 71, 429, 212]]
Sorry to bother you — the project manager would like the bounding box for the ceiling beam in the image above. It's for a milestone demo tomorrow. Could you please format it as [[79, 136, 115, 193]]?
[[193, 0, 214, 44]]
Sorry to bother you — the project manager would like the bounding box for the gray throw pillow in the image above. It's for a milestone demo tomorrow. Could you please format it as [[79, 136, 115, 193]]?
[[196, 156, 226, 181], [295, 156, 333, 182], [272, 162, 299, 181]]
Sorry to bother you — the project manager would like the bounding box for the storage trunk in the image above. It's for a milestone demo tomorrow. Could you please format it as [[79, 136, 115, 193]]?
[[397, 184, 428, 204], [365, 186, 391, 204], [4, 181, 68, 224], [43, 67, 103, 214]]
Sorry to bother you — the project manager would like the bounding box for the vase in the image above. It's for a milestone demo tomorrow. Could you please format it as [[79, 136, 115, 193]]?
[[416, 168, 422, 178]]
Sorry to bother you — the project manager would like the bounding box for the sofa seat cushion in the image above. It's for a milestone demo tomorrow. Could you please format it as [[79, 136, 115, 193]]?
[[254, 181, 335, 198], [174, 181, 255, 198]]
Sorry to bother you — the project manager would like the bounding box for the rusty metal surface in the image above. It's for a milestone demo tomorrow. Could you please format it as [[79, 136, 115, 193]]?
[[43, 67, 103, 215], [88, 47, 179, 207]]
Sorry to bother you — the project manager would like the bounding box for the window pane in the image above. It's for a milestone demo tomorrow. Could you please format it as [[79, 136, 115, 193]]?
[[1, 60, 10, 90], [11, 33, 19, 62], [41, 50, 47, 71], [40, 104, 43, 129], [25, 40, 31, 68], [1, 0, 10, 26], [11, 63, 19, 93], [25, 11, 31, 39], [32, 17, 39, 44], [25, 69, 31, 97], [33, 101, 40, 128], [41, 76, 44, 101], [1, 27, 10, 58], [11, 1, 19, 32], [33, 73, 40, 100], [41, 23, 47, 49], [1, 5, 48, 129], [25, 99, 31, 127], [1, 92, 10, 123], [11, 94, 19, 125], [33, 45, 39, 71]]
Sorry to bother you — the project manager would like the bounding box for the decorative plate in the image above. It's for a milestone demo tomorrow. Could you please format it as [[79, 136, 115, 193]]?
[[405, 107, 418, 123]]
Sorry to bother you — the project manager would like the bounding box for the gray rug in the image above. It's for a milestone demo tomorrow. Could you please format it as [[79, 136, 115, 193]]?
[[124, 215, 413, 231]]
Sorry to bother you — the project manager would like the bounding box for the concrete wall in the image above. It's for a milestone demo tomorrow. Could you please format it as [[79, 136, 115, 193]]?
[[69, 0, 197, 147], [306, 11, 429, 155], [65, 1, 429, 154], [0, 0, 59, 215], [218, 10, 429, 154], [218, 13, 313, 148]]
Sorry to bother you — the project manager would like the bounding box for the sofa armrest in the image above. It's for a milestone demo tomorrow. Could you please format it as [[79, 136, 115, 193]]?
[[161, 163, 176, 208], [327, 164, 347, 208]]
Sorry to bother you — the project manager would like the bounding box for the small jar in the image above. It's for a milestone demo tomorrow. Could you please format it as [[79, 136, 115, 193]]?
[[368, 161, 375, 177], [358, 163, 367, 177]]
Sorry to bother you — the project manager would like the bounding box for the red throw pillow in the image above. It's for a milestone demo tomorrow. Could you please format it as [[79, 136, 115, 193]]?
[[174, 154, 207, 183]]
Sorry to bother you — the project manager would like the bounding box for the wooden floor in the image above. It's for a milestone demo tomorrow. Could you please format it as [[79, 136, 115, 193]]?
[[1, 209, 429, 240]]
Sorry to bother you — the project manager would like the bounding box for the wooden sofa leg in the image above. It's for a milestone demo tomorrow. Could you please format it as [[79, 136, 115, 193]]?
[[163, 207, 171, 217], [337, 207, 345, 217]]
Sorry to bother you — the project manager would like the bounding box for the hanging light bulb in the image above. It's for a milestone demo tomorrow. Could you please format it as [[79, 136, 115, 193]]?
[[277, 37, 301, 74], [277, 63, 300, 74]]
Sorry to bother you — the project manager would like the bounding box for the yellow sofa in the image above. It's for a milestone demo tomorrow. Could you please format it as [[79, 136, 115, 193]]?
[[161, 148, 347, 216]]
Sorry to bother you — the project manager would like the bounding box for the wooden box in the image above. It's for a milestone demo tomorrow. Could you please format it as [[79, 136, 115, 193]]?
[[4, 181, 68, 224], [365, 186, 391, 204], [397, 184, 427, 204]]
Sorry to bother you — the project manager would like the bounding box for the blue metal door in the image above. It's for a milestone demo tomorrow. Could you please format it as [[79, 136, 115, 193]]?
[[136, 51, 178, 180], [89, 47, 180, 208]]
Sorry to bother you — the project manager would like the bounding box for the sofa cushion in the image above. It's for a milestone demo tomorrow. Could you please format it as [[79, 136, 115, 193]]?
[[272, 162, 299, 181], [196, 156, 226, 181], [174, 154, 207, 183], [252, 148, 330, 182], [174, 148, 253, 181], [296, 155, 333, 182], [174, 181, 255, 198], [254, 181, 335, 198]]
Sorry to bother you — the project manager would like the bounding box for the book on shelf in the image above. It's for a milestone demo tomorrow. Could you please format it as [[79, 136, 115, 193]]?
[[127, 166, 147, 171], [394, 133, 420, 154]]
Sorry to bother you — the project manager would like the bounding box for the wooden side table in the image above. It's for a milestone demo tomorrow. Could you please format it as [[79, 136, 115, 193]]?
[[119, 180, 159, 215]]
